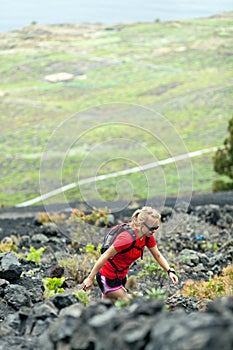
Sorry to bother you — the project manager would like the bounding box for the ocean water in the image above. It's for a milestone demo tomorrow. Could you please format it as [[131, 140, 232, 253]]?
[[0, 0, 233, 32]]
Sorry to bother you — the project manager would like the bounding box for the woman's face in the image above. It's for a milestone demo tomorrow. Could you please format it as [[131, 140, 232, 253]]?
[[141, 216, 160, 237]]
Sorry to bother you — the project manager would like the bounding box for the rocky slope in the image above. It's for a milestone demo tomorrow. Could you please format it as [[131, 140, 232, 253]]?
[[0, 197, 233, 349]]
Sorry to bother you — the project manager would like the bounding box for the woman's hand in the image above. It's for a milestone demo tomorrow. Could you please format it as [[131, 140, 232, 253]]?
[[168, 271, 178, 286], [82, 245, 118, 292], [149, 247, 179, 286], [82, 277, 93, 291]]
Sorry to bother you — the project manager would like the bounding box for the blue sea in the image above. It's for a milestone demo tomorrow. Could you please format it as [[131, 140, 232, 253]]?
[[0, 0, 233, 33]]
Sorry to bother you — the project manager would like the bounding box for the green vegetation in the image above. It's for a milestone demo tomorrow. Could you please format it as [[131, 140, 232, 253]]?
[[73, 289, 90, 306], [43, 277, 66, 299], [0, 12, 233, 206], [56, 207, 106, 286], [69, 207, 110, 226], [26, 246, 47, 264], [180, 265, 233, 299], [145, 287, 167, 300], [35, 212, 66, 225], [213, 116, 233, 191], [0, 238, 18, 253], [138, 256, 168, 278], [59, 253, 95, 285]]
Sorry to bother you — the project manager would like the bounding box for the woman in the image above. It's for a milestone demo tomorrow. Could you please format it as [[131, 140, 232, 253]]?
[[82, 206, 178, 302]]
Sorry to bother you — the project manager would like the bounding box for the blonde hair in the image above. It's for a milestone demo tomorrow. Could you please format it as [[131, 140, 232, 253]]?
[[131, 206, 161, 228]]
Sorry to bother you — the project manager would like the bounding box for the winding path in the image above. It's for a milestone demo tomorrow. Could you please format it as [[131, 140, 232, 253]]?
[[16, 146, 217, 208]]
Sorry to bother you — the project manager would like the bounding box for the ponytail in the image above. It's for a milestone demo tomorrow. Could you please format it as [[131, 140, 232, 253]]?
[[131, 206, 161, 227]]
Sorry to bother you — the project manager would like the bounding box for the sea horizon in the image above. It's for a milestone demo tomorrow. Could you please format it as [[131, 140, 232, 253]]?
[[1, 0, 233, 33]]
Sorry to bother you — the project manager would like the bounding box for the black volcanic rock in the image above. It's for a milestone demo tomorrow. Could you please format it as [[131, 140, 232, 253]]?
[[0, 253, 22, 281], [0, 198, 232, 350]]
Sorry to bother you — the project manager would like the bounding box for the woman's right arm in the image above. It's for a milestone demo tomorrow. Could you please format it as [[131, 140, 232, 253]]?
[[82, 245, 117, 291]]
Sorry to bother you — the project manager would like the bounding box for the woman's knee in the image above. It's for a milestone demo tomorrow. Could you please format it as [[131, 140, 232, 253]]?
[[103, 287, 128, 301]]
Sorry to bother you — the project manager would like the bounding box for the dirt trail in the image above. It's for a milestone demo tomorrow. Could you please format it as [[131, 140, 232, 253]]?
[[0, 190, 233, 220]]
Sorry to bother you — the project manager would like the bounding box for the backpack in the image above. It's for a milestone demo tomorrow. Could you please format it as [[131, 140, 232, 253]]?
[[101, 223, 137, 255], [101, 223, 149, 266]]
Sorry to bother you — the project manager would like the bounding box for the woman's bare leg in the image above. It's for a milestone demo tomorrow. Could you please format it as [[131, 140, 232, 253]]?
[[102, 287, 130, 303]]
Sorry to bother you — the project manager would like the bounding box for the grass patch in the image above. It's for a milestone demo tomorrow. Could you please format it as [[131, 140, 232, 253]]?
[[0, 13, 233, 206]]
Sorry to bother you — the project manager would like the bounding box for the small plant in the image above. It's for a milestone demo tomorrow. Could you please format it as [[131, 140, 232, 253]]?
[[180, 255, 190, 262], [73, 289, 90, 306], [0, 238, 18, 253], [84, 243, 101, 257], [69, 206, 110, 226], [69, 213, 105, 247], [36, 212, 51, 224], [138, 256, 168, 278], [26, 246, 47, 264], [43, 277, 66, 299], [213, 116, 233, 191], [145, 287, 167, 300], [115, 297, 132, 308], [36, 212, 66, 225], [59, 251, 99, 283], [201, 242, 218, 250], [59, 255, 80, 279], [180, 265, 233, 299], [85, 243, 96, 254]]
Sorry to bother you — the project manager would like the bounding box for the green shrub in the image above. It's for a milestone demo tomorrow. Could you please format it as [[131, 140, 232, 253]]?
[[59, 251, 99, 284], [73, 289, 90, 306], [0, 238, 18, 253], [145, 287, 167, 300], [212, 179, 233, 192], [69, 207, 110, 226], [213, 116, 233, 189], [36, 212, 66, 225], [43, 277, 66, 299], [26, 246, 47, 264], [180, 265, 233, 299], [138, 256, 168, 278]]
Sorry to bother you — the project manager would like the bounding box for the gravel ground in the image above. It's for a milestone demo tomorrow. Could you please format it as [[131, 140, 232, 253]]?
[[0, 191, 233, 240]]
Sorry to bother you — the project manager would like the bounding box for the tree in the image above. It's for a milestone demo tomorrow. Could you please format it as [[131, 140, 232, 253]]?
[[212, 116, 233, 192]]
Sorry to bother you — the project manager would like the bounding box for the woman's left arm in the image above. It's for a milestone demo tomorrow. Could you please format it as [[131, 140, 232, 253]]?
[[149, 245, 178, 286]]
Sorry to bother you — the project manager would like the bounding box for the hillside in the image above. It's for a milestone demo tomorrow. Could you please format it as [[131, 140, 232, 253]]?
[[0, 200, 232, 349], [0, 12, 233, 207]]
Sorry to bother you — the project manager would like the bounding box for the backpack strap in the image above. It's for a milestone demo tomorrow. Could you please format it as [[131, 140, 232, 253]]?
[[115, 224, 137, 254], [107, 259, 129, 274], [119, 225, 149, 259]]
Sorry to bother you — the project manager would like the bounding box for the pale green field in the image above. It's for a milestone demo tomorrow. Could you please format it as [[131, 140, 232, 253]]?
[[0, 12, 232, 207]]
